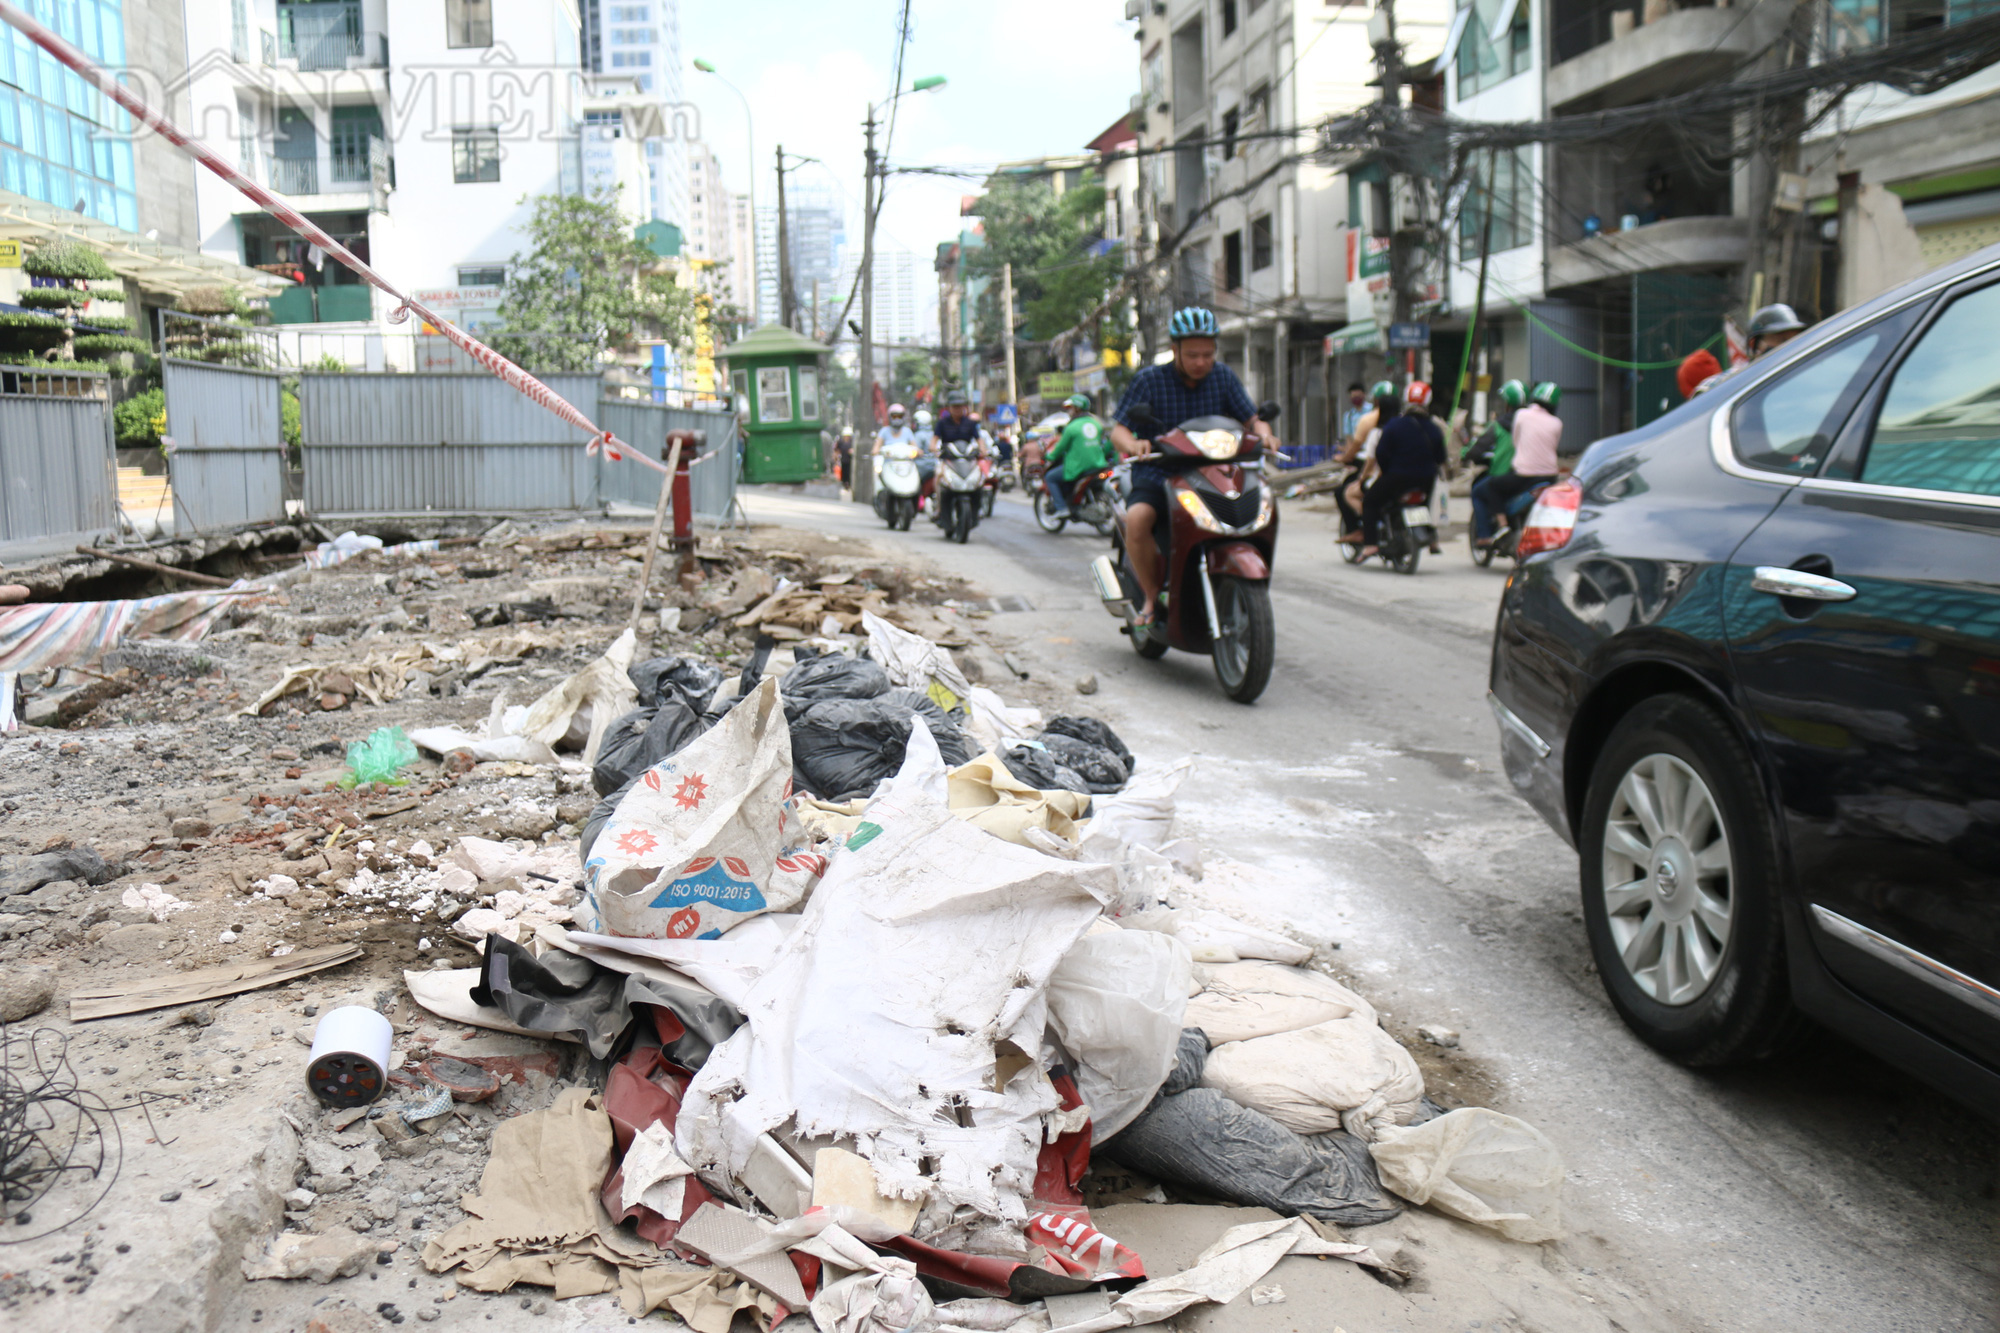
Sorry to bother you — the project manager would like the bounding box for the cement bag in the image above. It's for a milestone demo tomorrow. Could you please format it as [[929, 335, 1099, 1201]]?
[[1198, 1014, 1424, 1140], [584, 679, 814, 940], [1077, 758, 1191, 862], [520, 628, 639, 764], [1369, 1108, 1564, 1242], [946, 751, 1091, 848], [1185, 962, 1376, 1045], [1045, 928, 1193, 1140], [1119, 906, 1313, 966], [862, 610, 972, 713]]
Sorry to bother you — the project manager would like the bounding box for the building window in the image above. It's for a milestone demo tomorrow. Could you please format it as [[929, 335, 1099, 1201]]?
[[1458, 146, 1532, 257], [757, 366, 792, 423], [608, 3, 650, 18], [1457, 0, 1529, 100], [1221, 106, 1240, 158], [329, 104, 383, 184], [458, 265, 505, 287], [1245, 82, 1271, 135], [446, 0, 492, 49], [798, 366, 820, 420], [1250, 212, 1273, 270], [611, 27, 656, 43], [611, 51, 652, 67], [1222, 229, 1243, 291], [452, 128, 500, 184], [585, 109, 624, 137], [1144, 46, 1165, 103], [1221, 0, 1238, 37]]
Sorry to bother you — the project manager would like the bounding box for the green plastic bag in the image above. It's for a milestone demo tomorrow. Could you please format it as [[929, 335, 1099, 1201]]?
[[341, 726, 419, 788]]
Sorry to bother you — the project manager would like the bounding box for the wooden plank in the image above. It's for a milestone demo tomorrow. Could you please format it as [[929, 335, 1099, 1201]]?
[[69, 942, 364, 1021]]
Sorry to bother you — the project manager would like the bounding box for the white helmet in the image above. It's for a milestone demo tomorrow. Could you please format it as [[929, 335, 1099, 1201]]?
[[887, 402, 906, 419], [915, 409, 933, 428]]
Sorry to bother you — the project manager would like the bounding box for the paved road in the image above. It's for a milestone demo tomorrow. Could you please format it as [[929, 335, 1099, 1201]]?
[[742, 483, 1998, 1333]]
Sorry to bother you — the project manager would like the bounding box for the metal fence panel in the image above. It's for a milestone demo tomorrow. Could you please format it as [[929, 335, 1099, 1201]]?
[[686, 444, 738, 521], [593, 400, 735, 510], [300, 372, 603, 513], [163, 358, 287, 533], [300, 372, 602, 446], [0, 366, 116, 557], [1528, 301, 1602, 450]]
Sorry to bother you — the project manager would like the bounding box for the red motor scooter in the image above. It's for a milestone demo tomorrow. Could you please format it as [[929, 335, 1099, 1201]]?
[[1089, 401, 1282, 704]]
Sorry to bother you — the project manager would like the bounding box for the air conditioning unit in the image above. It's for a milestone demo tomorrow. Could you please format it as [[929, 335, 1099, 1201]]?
[[1124, 0, 1142, 17]]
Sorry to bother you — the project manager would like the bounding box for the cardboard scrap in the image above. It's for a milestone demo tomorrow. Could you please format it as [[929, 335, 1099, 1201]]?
[[673, 1201, 810, 1308], [810, 1145, 921, 1235], [245, 631, 552, 715], [70, 942, 362, 1021]]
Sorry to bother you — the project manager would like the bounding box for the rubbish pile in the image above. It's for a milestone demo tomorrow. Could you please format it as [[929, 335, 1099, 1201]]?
[[316, 618, 1571, 1329]]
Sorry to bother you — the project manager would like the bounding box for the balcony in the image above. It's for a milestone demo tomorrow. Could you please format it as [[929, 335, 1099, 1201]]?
[[277, 3, 386, 72], [1548, 215, 1750, 289], [1548, 0, 1784, 111], [270, 156, 318, 196]]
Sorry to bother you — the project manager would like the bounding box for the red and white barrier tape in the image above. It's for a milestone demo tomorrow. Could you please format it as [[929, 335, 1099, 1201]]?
[[0, 0, 664, 474]]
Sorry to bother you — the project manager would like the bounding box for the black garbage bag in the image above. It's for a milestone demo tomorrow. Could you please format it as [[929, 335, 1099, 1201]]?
[[791, 692, 974, 800], [473, 935, 742, 1065], [1035, 733, 1129, 793], [1042, 715, 1134, 768], [592, 700, 711, 796], [779, 652, 891, 721], [629, 655, 723, 710], [1002, 742, 1090, 795], [1099, 1029, 1402, 1227], [580, 776, 633, 863]]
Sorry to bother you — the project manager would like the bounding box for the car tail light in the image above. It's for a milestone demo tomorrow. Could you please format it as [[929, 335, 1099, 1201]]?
[[1516, 478, 1582, 557]]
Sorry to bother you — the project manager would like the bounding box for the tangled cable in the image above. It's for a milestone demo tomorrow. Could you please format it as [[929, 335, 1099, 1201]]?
[[0, 1024, 163, 1244]]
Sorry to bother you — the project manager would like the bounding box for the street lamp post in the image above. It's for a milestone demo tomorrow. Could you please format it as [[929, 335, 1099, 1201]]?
[[693, 59, 760, 328], [858, 75, 946, 445]]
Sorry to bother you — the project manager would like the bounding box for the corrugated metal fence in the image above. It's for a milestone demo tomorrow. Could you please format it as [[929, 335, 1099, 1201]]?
[[594, 399, 739, 519], [0, 364, 116, 558], [163, 358, 287, 534], [300, 372, 603, 514]]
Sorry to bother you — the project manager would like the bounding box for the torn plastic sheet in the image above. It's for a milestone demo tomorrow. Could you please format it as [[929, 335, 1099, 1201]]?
[[675, 724, 1117, 1229], [0, 586, 259, 675], [471, 934, 741, 1064], [862, 609, 973, 712], [566, 912, 801, 1012], [519, 627, 639, 765]]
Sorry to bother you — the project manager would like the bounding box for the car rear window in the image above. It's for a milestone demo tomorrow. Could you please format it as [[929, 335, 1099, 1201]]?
[[1730, 318, 1908, 475], [1861, 283, 2000, 498]]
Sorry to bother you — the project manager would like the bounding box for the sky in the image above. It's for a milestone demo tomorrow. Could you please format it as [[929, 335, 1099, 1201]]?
[[678, 0, 1139, 337]]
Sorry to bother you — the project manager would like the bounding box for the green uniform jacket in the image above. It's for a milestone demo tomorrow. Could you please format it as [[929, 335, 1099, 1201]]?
[[1047, 415, 1110, 482]]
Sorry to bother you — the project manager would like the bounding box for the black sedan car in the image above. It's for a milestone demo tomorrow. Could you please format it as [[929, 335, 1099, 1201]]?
[[1489, 247, 2000, 1113]]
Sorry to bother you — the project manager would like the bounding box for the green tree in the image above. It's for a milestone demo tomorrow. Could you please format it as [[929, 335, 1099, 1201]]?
[[492, 191, 697, 372], [967, 174, 1127, 352], [891, 349, 940, 407]]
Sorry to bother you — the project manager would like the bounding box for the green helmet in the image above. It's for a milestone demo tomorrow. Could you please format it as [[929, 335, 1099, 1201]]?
[[1497, 379, 1526, 409], [1530, 381, 1560, 410], [1368, 380, 1396, 404], [1065, 393, 1092, 411]]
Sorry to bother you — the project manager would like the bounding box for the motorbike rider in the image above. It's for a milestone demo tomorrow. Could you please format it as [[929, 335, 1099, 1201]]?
[[1748, 302, 1807, 358], [931, 389, 988, 523], [1335, 379, 1398, 542], [1464, 379, 1523, 482], [1359, 381, 1446, 560], [872, 403, 916, 460], [1110, 307, 1274, 627], [1043, 393, 1108, 517], [1471, 381, 1562, 549], [834, 426, 855, 490]]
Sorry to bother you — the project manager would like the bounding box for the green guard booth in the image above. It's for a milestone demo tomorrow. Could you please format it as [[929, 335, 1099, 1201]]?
[[719, 324, 828, 483]]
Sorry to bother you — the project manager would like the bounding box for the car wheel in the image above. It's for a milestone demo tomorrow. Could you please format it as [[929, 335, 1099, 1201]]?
[[1579, 694, 1801, 1065]]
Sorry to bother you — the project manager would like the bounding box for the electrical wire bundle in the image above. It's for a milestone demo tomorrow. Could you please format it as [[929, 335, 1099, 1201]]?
[[0, 1024, 124, 1244]]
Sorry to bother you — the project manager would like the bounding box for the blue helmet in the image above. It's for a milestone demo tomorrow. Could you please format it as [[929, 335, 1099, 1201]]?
[[1167, 307, 1219, 340]]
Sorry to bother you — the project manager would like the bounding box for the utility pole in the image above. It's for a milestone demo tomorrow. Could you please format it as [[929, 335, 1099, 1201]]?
[[1448, 149, 1497, 430], [811, 278, 821, 340], [1001, 260, 1018, 409], [1370, 0, 1417, 381], [857, 110, 878, 439], [776, 143, 795, 331]]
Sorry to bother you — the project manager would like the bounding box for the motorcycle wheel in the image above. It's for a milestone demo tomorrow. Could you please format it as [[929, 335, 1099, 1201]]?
[[951, 499, 972, 543], [1120, 566, 1169, 659], [1338, 519, 1365, 564], [981, 488, 995, 518], [1087, 502, 1116, 539], [896, 499, 914, 532], [1033, 490, 1068, 533], [1471, 524, 1497, 567], [1210, 577, 1275, 704], [1392, 540, 1421, 575]]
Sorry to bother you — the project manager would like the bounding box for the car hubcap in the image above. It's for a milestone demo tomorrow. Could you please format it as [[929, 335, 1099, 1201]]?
[[1601, 753, 1733, 1005]]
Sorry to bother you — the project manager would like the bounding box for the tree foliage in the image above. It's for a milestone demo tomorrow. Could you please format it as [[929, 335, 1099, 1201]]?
[[491, 191, 698, 373], [966, 174, 1126, 352]]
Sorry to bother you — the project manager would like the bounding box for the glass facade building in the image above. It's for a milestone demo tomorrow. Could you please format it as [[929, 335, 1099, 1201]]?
[[0, 0, 138, 231]]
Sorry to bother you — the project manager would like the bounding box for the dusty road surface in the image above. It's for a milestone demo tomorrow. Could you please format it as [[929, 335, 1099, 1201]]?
[[0, 490, 1990, 1333], [740, 482, 2000, 1333]]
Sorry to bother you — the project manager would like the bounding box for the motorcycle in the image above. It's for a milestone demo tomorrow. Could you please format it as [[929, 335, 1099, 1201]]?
[[1034, 467, 1119, 536], [979, 457, 1001, 517], [1375, 486, 1436, 575], [872, 441, 921, 531], [935, 443, 986, 544], [1468, 470, 1554, 566], [1089, 401, 1282, 704]]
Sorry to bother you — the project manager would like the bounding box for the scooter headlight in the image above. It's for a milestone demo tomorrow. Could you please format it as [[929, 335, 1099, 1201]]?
[[1176, 489, 1227, 534], [1193, 429, 1240, 460]]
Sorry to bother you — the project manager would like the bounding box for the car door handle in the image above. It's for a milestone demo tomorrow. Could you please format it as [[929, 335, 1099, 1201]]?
[[1751, 566, 1857, 601]]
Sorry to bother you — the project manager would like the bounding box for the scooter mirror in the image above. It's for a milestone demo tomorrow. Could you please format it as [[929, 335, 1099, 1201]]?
[[1126, 402, 1160, 433], [1256, 400, 1282, 423]]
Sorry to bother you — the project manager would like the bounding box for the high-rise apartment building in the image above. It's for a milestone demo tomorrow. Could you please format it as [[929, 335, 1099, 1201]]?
[[579, 0, 687, 242]]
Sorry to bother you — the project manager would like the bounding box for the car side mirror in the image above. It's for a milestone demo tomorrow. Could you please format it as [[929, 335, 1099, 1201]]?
[[1256, 400, 1282, 423]]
